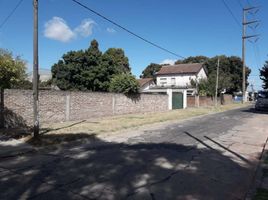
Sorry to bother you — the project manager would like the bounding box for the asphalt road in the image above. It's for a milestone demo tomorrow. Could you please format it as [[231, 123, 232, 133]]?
[[1, 106, 267, 200], [127, 106, 255, 145]]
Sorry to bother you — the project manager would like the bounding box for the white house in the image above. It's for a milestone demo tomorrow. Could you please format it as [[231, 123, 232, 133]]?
[[156, 63, 207, 88], [139, 63, 207, 110]]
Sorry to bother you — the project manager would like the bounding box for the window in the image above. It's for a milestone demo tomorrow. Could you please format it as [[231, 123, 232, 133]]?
[[171, 78, 175, 85], [160, 78, 167, 80]]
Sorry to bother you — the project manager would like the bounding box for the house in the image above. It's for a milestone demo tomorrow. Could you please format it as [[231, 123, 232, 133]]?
[[156, 63, 207, 89], [28, 69, 52, 82], [140, 63, 207, 110], [137, 78, 155, 92]]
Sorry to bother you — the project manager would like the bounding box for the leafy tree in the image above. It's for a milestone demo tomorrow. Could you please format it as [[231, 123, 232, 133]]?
[[109, 73, 139, 94], [178, 55, 251, 94], [52, 40, 131, 92], [204, 56, 251, 94], [260, 60, 268, 89], [140, 63, 162, 80], [102, 48, 130, 73], [175, 56, 209, 64], [0, 49, 27, 128], [0, 49, 27, 89]]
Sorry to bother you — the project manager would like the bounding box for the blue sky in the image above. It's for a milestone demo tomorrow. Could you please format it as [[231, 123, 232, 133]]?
[[0, 0, 267, 90]]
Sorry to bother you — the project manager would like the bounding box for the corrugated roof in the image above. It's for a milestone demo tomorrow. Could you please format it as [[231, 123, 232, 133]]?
[[157, 63, 203, 75]]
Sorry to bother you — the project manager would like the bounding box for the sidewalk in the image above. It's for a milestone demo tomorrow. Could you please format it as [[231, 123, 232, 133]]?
[[0, 134, 35, 158]]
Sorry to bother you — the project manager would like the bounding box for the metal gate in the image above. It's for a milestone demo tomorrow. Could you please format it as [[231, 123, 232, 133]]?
[[172, 92, 183, 109]]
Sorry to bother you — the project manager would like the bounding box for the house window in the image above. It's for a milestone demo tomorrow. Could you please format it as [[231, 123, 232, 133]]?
[[160, 82, 167, 86], [171, 78, 175, 85], [160, 78, 167, 80]]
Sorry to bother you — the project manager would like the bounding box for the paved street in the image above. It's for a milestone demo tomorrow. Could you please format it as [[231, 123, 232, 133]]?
[[0, 106, 268, 200]]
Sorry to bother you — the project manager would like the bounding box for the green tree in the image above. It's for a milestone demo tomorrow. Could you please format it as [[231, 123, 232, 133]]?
[[0, 49, 27, 128], [260, 60, 268, 89], [52, 40, 131, 92], [187, 55, 251, 95], [140, 63, 162, 80], [204, 56, 251, 94], [175, 56, 209, 64], [109, 73, 139, 94], [102, 48, 130, 73], [0, 49, 27, 89]]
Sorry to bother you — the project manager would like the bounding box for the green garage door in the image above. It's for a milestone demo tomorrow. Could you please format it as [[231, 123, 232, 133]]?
[[172, 92, 183, 109]]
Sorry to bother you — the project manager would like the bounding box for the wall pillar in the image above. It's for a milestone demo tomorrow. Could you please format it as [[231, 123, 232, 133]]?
[[183, 90, 187, 109], [65, 93, 70, 121], [167, 89, 172, 110]]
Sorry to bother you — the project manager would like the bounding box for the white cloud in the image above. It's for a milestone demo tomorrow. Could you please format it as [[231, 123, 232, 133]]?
[[106, 27, 116, 33], [74, 19, 95, 37], [44, 17, 95, 42], [44, 17, 75, 42], [160, 59, 176, 65]]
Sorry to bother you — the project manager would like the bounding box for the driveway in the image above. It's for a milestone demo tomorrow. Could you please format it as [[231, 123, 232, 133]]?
[[0, 106, 267, 200]]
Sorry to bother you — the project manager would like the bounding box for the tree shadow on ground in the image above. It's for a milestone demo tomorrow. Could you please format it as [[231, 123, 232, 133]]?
[[0, 132, 258, 200], [242, 107, 268, 115]]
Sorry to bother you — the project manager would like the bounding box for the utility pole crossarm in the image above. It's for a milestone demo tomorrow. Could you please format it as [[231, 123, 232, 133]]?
[[243, 6, 261, 11], [243, 34, 260, 39], [243, 20, 261, 25]]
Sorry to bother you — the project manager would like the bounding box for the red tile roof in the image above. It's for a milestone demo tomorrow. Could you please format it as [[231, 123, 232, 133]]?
[[157, 63, 204, 75], [137, 78, 153, 87]]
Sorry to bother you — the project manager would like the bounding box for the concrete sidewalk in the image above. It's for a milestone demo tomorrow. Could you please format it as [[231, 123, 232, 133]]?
[[0, 134, 35, 158], [0, 107, 267, 199]]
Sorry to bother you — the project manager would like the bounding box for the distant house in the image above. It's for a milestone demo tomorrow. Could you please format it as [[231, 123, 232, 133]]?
[[137, 78, 155, 92], [140, 63, 208, 110], [156, 63, 207, 88], [27, 69, 52, 82]]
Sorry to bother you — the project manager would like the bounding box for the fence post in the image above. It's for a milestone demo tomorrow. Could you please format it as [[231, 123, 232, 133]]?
[[0, 88, 4, 128]]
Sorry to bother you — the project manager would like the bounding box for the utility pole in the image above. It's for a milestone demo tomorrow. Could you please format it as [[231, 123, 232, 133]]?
[[242, 6, 260, 103], [215, 58, 220, 107], [33, 0, 39, 137]]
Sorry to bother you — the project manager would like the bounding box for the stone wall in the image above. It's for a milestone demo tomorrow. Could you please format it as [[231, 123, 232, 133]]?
[[1, 90, 168, 127]]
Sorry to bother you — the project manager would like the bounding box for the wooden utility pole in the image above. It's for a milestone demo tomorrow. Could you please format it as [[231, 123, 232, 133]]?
[[33, 0, 39, 137], [215, 58, 220, 107], [242, 7, 260, 103]]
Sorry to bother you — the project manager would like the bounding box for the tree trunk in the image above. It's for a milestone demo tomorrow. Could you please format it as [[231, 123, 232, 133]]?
[[0, 88, 4, 128]]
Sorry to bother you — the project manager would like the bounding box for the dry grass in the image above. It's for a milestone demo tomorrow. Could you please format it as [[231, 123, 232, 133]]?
[[39, 102, 250, 137], [13, 102, 250, 146]]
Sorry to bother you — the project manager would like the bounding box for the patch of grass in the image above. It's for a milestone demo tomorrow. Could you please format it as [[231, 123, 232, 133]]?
[[253, 188, 268, 200], [20, 103, 249, 146], [43, 103, 247, 135]]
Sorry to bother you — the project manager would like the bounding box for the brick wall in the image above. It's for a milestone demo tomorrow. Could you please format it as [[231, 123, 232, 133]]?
[[187, 96, 196, 107], [1, 90, 168, 127], [187, 95, 233, 107]]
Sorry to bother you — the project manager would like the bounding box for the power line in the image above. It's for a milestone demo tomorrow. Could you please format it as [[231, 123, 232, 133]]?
[[0, 0, 24, 29], [70, 0, 185, 59], [237, 0, 244, 9], [221, 0, 242, 28]]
